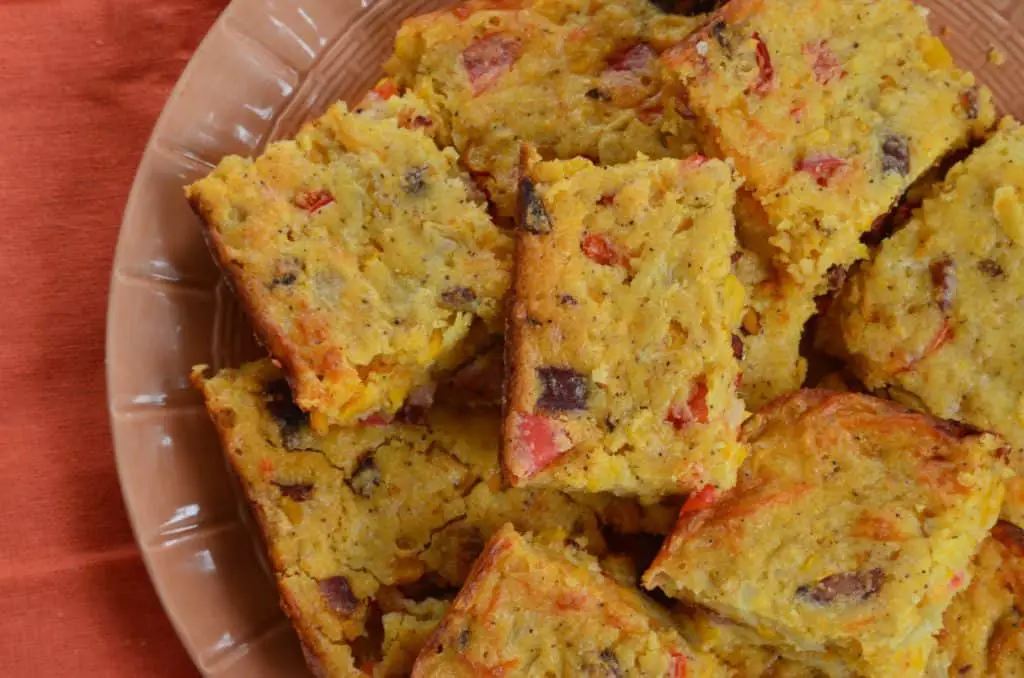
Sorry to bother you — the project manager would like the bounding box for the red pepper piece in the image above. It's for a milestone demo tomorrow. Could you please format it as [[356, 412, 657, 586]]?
[[751, 32, 774, 95], [509, 412, 563, 479], [461, 33, 522, 95], [795, 154, 848, 187], [369, 79, 399, 101], [671, 652, 688, 678], [681, 485, 717, 514], [581, 233, 628, 268], [803, 41, 845, 85], [667, 379, 709, 429], [294, 189, 335, 213]]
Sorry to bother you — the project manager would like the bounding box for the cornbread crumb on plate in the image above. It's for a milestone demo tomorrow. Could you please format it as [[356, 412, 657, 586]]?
[[192, 360, 623, 677], [643, 390, 1009, 678], [661, 0, 995, 295], [386, 0, 709, 217], [186, 96, 512, 427], [412, 524, 728, 677], [820, 120, 1024, 458], [505, 152, 745, 498]]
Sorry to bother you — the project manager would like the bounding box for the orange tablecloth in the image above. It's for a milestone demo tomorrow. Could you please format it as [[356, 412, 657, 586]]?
[[0, 2, 227, 675]]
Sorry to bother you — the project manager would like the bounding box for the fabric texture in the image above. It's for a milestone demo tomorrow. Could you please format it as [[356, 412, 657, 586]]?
[[0, 1, 227, 675]]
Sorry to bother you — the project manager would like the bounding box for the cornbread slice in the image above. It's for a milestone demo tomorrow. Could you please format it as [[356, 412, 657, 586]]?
[[820, 121, 1024, 458], [186, 97, 512, 427], [193, 360, 617, 678], [386, 0, 707, 218], [660, 0, 995, 294], [733, 245, 815, 409], [505, 153, 746, 498], [412, 524, 728, 677], [644, 390, 1009, 678], [930, 517, 1024, 677], [675, 605, 831, 678]]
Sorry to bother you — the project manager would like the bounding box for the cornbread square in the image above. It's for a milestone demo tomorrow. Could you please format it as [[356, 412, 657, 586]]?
[[412, 524, 728, 677], [504, 153, 746, 498], [644, 390, 1009, 677], [386, 0, 707, 217], [186, 97, 512, 427], [929, 517, 1024, 677], [193, 360, 616, 677], [660, 0, 995, 293], [821, 120, 1024, 456]]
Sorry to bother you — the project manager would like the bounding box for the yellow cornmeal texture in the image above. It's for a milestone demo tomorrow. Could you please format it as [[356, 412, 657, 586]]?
[[733, 245, 814, 409], [386, 0, 705, 218], [929, 516, 1024, 677], [676, 605, 831, 678], [822, 121, 1024, 463], [643, 390, 1009, 678], [411, 525, 728, 677], [505, 154, 746, 498], [661, 0, 995, 294], [193, 360, 631, 678], [186, 97, 512, 427]]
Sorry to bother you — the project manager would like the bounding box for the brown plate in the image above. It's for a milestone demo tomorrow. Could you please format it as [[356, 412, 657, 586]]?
[[105, 0, 1024, 675]]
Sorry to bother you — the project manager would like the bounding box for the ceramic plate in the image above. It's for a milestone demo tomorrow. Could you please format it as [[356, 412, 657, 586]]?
[[105, 0, 1024, 674]]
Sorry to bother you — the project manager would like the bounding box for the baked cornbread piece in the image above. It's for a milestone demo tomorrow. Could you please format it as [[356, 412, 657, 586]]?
[[733, 246, 815, 409], [930, 518, 1024, 677], [386, 0, 707, 217], [505, 154, 746, 498], [186, 98, 512, 427], [675, 605, 829, 678], [661, 0, 995, 294], [412, 524, 728, 677], [820, 121, 1024, 458], [193, 360, 618, 678], [644, 390, 1009, 677]]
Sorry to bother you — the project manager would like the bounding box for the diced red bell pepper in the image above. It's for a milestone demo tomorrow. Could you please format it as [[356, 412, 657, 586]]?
[[461, 33, 522, 95], [581, 233, 627, 268], [795, 154, 848, 187], [294, 189, 335, 213], [751, 33, 774, 95], [803, 41, 845, 85]]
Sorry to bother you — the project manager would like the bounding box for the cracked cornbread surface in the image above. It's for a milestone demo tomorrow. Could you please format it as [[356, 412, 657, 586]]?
[[386, 0, 707, 218], [186, 97, 512, 427], [644, 390, 1009, 678], [504, 153, 745, 498], [660, 0, 995, 295], [193, 360, 629, 677], [821, 121, 1024, 460], [411, 524, 727, 677]]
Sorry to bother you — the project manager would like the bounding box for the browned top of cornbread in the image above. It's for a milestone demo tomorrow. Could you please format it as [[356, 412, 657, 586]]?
[[821, 120, 1024, 456], [661, 0, 994, 292], [386, 0, 708, 217], [504, 152, 746, 498], [186, 97, 512, 428], [412, 524, 727, 677], [932, 519, 1024, 677], [192, 360, 617, 676], [644, 390, 1009, 677]]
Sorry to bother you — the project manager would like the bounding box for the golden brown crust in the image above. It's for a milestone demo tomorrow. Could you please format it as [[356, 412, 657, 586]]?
[[644, 389, 1009, 676]]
